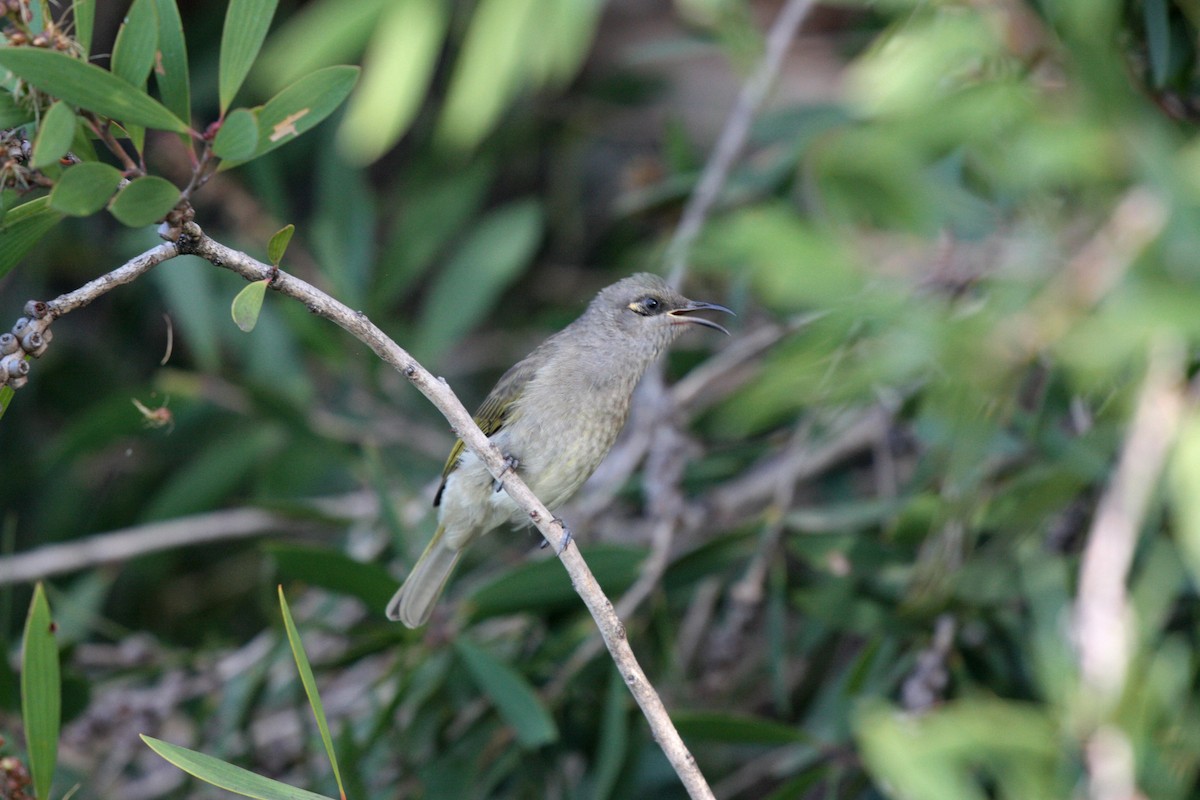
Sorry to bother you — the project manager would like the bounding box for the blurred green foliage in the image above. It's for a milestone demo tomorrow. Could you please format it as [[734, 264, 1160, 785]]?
[[3, 0, 1200, 798]]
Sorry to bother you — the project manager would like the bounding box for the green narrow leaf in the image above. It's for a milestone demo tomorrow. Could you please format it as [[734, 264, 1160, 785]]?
[[73, 0, 95, 57], [22, 584, 60, 800], [593, 667, 630, 800], [267, 223, 294, 265], [435, 0, 539, 151], [231, 279, 269, 332], [469, 545, 643, 619], [112, 0, 159, 87], [30, 101, 77, 169], [0, 197, 64, 279], [672, 711, 809, 745], [417, 198, 544, 359], [336, 0, 447, 164], [277, 588, 346, 799], [0, 49, 190, 133], [266, 543, 395, 610], [27, 0, 48, 33], [1171, 411, 1200, 586], [219, 0, 280, 113], [108, 175, 179, 227], [253, 0, 389, 93], [0, 384, 15, 419], [212, 107, 259, 160], [455, 640, 558, 748], [235, 66, 359, 165], [0, 91, 33, 128], [1144, 0, 1171, 89], [153, 0, 192, 127], [49, 162, 124, 216], [141, 736, 336, 800]]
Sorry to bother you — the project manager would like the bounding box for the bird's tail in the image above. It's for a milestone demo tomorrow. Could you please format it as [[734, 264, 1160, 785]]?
[[386, 525, 463, 628]]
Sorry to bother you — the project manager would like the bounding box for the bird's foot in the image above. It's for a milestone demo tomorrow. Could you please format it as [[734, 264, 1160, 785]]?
[[539, 518, 572, 554], [493, 455, 520, 492]]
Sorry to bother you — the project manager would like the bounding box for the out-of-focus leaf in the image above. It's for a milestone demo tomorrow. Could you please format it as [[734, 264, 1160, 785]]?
[[0, 197, 64, 278], [231, 279, 270, 332], [153, 0, 192, 127], [111, 0, 159, 87], [108, 175, 179, 226], [253, 0, 388, 92], [469, 545, 643, 619], [416, 198, 543, 360], [0, 92, 32, 128], [455, 639, 558, 748], [1143, 0, 1170, 89], [267, 223, 294, 265], [141, 426, 283, 521], [141, 736, 336, 800], [73, 0, 95, 56], [435, 0, 539, 151], [526, 0, 602, 87], [857, 699, 1060, 800], [0, 49, 189, 132], [672, 711, 809, 745], [278, 588, 346, 799], [219, 0, 279, 113], [1170, 410, 1200, 587], [374, 158, 495, 306], [226, 66, 359, 167], [213, 107, 259, 160], [30, 101, 77, 169], [26, 0, 47, 33], [22, 583, 60, 800], [267, 543, 395, 611], [337, 0, 446, 164], [592, 667, 629, 800], [49, 161, 123, 216]]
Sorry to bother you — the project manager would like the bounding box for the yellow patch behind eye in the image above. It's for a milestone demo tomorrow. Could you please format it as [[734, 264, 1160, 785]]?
[[627, 302, 641, 312]]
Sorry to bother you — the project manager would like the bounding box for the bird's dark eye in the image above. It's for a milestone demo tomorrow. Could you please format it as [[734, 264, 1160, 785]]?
[[627, 296, 665, 316]]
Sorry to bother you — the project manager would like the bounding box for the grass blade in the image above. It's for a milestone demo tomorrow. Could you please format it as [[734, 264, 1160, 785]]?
[[21, 583, 60, 800], [277, 587, 346, 800]]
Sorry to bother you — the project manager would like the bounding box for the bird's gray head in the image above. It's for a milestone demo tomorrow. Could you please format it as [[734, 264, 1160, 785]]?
[[580, 273, 732, 360]]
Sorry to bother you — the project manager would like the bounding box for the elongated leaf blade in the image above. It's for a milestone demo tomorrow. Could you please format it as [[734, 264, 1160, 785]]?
[[50, 161, 123, 216], [278, 588, 345, 799], [112, 0, 159, 87], [247, 66, 358, 162], [0, 49, 189, 132], [73, 0, 95, 57], [108, 175, 179, 227], [22, 584, 60, 800], [435, 0, 538, 150], [30, 100, 76, 169], [336, 0, 446, 164], [0, 197, 64, 278], [153, 0, 192, 126], [219, 0, 279, 113], [456, 640, 558, 748], [417, 198, 543, 359], [141, 736, 336, 800]]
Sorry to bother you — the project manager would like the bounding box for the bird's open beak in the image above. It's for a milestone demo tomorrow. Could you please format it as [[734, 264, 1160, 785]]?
[[668, 300, 734, 335]]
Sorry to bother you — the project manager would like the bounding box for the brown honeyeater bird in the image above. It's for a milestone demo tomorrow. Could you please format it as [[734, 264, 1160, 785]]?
[[386, 273, 732, 627]]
